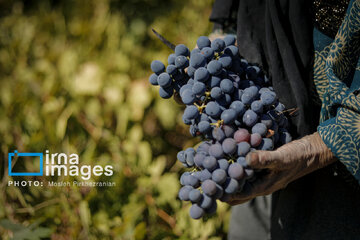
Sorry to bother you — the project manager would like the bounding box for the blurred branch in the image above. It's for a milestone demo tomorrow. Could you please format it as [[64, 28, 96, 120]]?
[[15, 198, 60, 214]]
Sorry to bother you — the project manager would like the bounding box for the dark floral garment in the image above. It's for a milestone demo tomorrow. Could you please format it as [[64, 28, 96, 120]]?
[[314, 0, 360, 183]]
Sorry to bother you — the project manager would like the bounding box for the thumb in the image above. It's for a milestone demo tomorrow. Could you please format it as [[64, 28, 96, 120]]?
[[246, 150, 281, 169]]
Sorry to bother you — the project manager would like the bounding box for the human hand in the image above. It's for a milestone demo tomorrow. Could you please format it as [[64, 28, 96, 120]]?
[[228, 132, 337, 205]]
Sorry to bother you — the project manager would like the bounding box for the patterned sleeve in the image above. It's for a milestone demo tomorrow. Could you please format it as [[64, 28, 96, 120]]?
[[314, 0, 360, 183]]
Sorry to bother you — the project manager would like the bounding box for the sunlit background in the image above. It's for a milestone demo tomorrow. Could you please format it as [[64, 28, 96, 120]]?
[[0, 0, 231, 239]]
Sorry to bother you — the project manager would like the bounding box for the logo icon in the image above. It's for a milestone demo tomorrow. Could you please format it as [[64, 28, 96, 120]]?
[[8, 150, 43, 176]]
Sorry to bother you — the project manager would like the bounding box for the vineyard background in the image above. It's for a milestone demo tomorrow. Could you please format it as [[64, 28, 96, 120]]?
[[0, 0, 231, 239]]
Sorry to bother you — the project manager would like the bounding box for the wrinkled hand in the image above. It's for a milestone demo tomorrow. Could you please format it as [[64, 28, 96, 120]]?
[[228, 132, 337, 205]]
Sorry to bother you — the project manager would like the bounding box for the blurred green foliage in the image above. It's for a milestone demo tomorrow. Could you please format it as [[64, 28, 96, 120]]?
[[0, 0, 230, 239]]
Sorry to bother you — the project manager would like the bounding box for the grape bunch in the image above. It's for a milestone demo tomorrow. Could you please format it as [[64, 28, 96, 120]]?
[[149, 35, 292, 219]]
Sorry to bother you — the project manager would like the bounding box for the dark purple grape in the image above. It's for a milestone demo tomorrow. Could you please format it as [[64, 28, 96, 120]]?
[[201, 179, 217, 196], [198, 121, 211, 133], [192, 81, 206, 95], [175, 44, 190, 57], [199, 194, 213, 209], [197, 36, 211, 49], [229, 100, 245, 116], [194, 67, 210, 82], [149, 73, 158, 85], [220, 79, 234, 93], [211, 38, 225, 52], [198, 169, 212, 181], [237, 142, 251, 156], [159, 86, 173, 99], [259, 138, 274, 150], [181, 89, 196, 105], [221, 109, 237, 125], [219, 54, 232, 68], [189, 189, 202, 203], [224, 45, 239, 57], [218, 159, 229, 171], [151, 60, 165, 75], [205, 101, 222, 118], [243, 110, 258, 127], [224, 178, 239, 194], [260, 114, 273, 128], [224, 35, 236, 46], [212, 169, 227, 184], [168, 54, 176, 65], [180, 172, 190, 185], [178, 185, 193, 201], [207, 60, 222, 75], [222, 138, 237, 155], [208, 143, 224, 159], [251, 123, 267, 137], [203, 156, 217, 171], [236, 157, 248, 167], [194, 152, 206, 168], [234, 128, 250, 143], [250, 133, 262, 147], [223, 125, 236, 137], [190, 204, 205, 219], [261, 91, 276, 106], [228, 163, 244, 180], [211, 87, 223, 99], [251, 100, 263, 114], [190, 53, 206, 68], [209, 75, 222, 88], [200, 47, 214, 60]]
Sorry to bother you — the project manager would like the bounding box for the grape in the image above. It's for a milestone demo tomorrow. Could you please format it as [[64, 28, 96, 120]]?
[[190, 204, 205, 219], [194, 67, 210, 82], [261, 91, 276, 106], [228, 163, 244, 180], [194, 152, 206, 168], [250, 133, 262, 147], [219, 54, 232, 68], [190, 53, 206, 68], [181, 89, 196, 105], [149, 73, 158, 85], [223, 125, 236, 137], [208, 143, 224, 159], [199, 194, 213, 209], [175, 44, 190, 57], [220, 79, 234, 93], [224, 45, 239, 57], [207, 60, 222, 75], [224, 35, 236, 46], [211, 38, 225, 52], [159, 86, 173, 99], [198, 121, 211, 133], [222, 138, 237, 155], [201, 179, 217, 196], [209, 75, 222, 88], [212, 169, 227, 184], [168, 54, 176, 65], [189, 189, 202, 203], [198, 169, 212, 182], [205, 101, 221, 118], [232, 89, 244, 101], [185, 148, 196, 166], [259, 138, 274, 150], [229, 101, 245, 116], [224, 178, 239, 194], [218, 159, 229, 171], [175, 55, 189, 69], [221, 109, 237, 125], [237, 142, 251, 156], [252, 123, 267, 137], [197, 141, 211, 153], [187, 66, 196, 77], [259, 87, 270, 94], [192, 81, 206, 95], [234, 128, 250, 143], [197, 36, 211, 49], [166, 64, 177, 76], [200, 47, 214, 60], [157, 72, 172, 88], [189, 125, 198, 137], [203, 156, 217, 171], [180, 172, 190, 185], [236, 157, 248, 167], [151, 60, 165, 75], [213, 184, 224, 199], [279, 131, 292, 144], [186, 175, 200, 187], [251, 100, 263, 114], [212, 127, 226, 142], [241, 91, 254, 105], [178, 185, 193, 201], [243, 110, 258, 127], [177, 150, 185, 163], [211, 87, 223, 99], [183, 105, 199, 120]]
